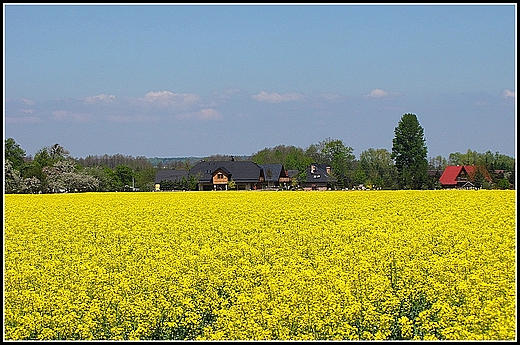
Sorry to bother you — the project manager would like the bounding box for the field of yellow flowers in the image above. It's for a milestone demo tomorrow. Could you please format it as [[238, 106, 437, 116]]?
[[4, 190, 516, 340]]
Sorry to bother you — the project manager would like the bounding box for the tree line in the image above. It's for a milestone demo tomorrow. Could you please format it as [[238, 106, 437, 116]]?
[[4, 113, 515, 193]]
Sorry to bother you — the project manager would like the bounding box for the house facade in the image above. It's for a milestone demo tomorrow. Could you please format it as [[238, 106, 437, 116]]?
[[439, 165, 492, 189]]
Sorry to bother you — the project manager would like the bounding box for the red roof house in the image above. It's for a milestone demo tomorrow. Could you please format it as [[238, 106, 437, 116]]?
[[439, 165, 492, 188]]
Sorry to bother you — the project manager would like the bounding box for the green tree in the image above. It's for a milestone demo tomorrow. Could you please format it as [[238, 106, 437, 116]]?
[[497, 178, 511, 190], [134, 166, 157, 191], [188, 173, 201, 191], [359, 148, 398, 189], [472, 167, 486, 189], [391, 113, 428, 189], [5, 138, 26, 170], [159, 180, 176, 191], [114, 165, 135, 191], [429, 155, 447, 170], [354, 163, 367, 186]]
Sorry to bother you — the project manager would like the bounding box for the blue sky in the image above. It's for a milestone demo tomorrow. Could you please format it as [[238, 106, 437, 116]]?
[[4, 4, 516, 159]]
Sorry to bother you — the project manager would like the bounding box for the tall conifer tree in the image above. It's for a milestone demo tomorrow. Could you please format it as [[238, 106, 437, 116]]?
[[391, 113, 428, 189]]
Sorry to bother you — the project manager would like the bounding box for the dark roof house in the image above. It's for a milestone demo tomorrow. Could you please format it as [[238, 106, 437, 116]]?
[[258, 164, 291, 188], [301, 163, 334, 190], [186, 160, 264, 190]]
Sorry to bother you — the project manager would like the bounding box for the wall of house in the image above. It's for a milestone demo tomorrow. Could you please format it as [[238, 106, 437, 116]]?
[[302, 183, 328, 191], [212, 174, 229, 185]]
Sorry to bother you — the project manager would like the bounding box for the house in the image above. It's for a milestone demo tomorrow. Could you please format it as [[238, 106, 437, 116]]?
[[301, 163, 334, 191], [188, 160, 264, 190], [439, 165, 492, 189], [259, 164, 291, 189]]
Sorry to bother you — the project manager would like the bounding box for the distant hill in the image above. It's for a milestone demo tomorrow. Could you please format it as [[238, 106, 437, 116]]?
[[148, 157, 202, 167], [148, 155, 252, 167]]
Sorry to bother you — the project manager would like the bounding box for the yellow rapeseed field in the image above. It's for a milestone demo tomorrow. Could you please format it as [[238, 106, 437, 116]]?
[[3, 190, 516, 340]]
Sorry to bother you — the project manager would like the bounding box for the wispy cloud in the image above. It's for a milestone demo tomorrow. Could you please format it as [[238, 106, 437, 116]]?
[[107, 114, 160, 123], [502, 89, 515, 99], [176, 108, 223, 121], [315, 93, 345, 102], [252, 91, 305, 103], [20, 98, 35, 106], [213, 88, 242, 99], [84, 94, 116, 103], [4, 98, 40, 123], [138, 91, 201, 107], [364, 88, 401, 99], [5, 116, 42, 124], [52, 110, 90, 122]]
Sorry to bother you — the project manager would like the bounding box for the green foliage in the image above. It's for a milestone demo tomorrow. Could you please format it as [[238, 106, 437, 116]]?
[[498, 178, 511, 190], [251, 145, 311, 171], [428, 155, 447, 170], [358, 148, 398, 189], [5, 138, 26, 170], [114, 165, 134, 190], [472, 167, 486, 189], [448, 149, 515, 171], [391, 114, 428, 189]]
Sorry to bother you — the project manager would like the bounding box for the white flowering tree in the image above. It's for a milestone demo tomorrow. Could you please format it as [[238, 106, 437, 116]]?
[[43, 159, 100, 193], [4, 159, 42, 194]]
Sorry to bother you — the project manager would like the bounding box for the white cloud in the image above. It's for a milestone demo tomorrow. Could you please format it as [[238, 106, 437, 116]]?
[[252, 91, 305, 103], [214, 88, 241, 97], [364, 88, 401, 99], [502, 89, 515, 99], [176, 108, 223, 120], [107, 114, 160, 123], [20, 98, 35, 106], [315, 93, 345, 102], [139, 91, 201, 107], [85, 94, 116, 103], [198, 108, 223, 120], [5, 116, 42, 124], [52, 110, 89, 122]]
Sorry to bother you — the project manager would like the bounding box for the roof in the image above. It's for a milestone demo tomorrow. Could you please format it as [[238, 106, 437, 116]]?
[[439, 165, 492, 186], [287, 169, 299, 178], [439, 165, 464, 186], [259, 164, 286, 182], [304, 163, 333, 184], [154, 169, 189, 184]]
